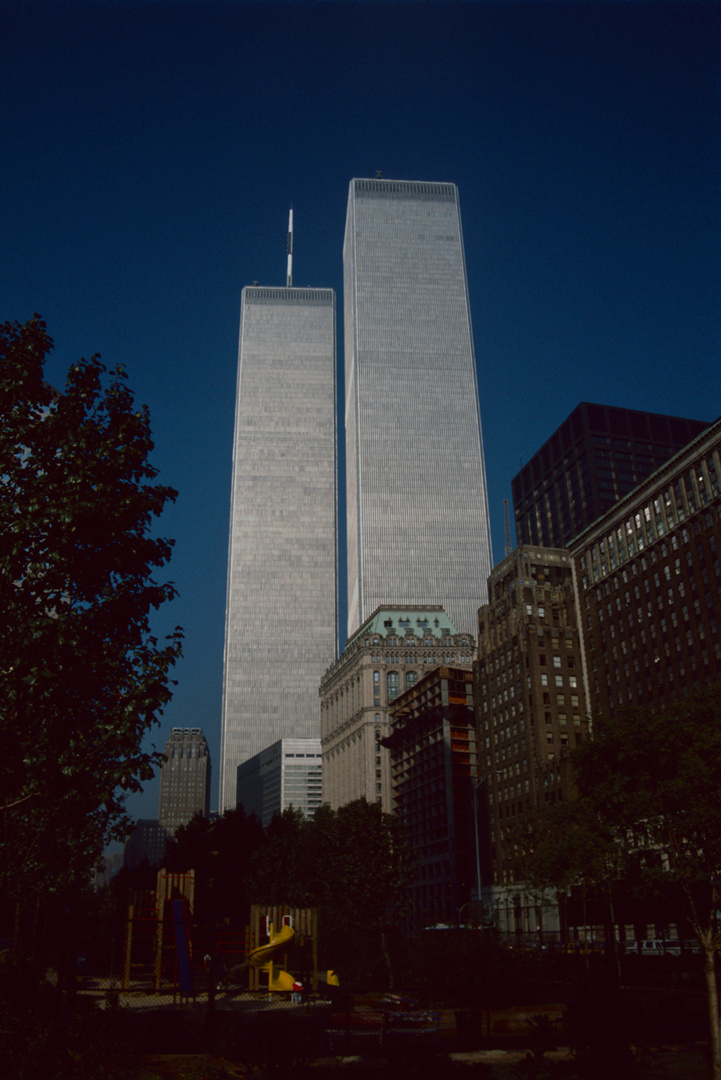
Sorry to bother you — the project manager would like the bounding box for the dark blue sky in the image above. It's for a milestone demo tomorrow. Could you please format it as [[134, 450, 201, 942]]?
[[3, 0, 719, 819]]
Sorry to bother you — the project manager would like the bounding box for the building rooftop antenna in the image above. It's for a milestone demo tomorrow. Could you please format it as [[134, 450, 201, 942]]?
[[286, 207, 293, 287]]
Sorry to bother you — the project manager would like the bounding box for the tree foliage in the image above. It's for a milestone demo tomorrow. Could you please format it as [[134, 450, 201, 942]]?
[[249, 799, 416, 986], [165, 806, 266, 929], [572, 685, 721, 897], [529, 683, 721, 1077], [0, 317, 182, 902]]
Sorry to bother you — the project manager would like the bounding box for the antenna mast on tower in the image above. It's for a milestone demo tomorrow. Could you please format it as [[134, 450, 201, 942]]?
[[286, 208, 293, 287]]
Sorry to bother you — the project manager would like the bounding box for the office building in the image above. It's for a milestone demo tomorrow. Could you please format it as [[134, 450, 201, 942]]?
[[569, 416, 721, 718], [320, 606, 474, 811], [512, 403, 709, 550], [384, 666, 479, 931], [158, 727, 211, 837], [343, 178, 493, 637], [123, 819, 168, 871], [474, 545, 588, 936], [219, 285, 337, 810], [236, 737, 322, 828]]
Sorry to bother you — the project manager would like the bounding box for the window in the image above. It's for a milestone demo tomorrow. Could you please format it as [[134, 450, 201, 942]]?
[[553, 655, 561, 668], [405, 670, 417, 689], [387, 671, 399, 701], [555, 675, 563, 687]]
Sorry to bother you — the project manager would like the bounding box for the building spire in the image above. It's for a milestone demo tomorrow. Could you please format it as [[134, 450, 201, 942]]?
[[286, 207, 293, 287]]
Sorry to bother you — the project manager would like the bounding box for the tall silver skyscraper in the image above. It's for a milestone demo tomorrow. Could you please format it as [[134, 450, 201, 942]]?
[[343, 178, 493, 637], [219, 284, 337, 811]]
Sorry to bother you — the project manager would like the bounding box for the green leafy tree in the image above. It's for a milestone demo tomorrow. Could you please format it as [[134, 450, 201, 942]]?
[[532, 685, 721, 1078], [249, 799, 416, 987], [164, 806, 266, 931], [0, 317, 182, 918]]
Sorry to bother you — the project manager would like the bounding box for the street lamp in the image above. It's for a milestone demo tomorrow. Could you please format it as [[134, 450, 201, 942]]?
[[472, 777, 484, 921], [471, 769, 502, 927]]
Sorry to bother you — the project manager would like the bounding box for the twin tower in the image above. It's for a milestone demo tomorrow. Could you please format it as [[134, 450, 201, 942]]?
[[219, 178, 493, 810]]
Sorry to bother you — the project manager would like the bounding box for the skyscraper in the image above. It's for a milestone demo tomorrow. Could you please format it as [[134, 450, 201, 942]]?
[[158, 726, 211, 837], [512, 402, 709, 550], [219, 284, 337, 811], [474, 545, 588, 934], [343, 178, 493, 638], [236, 737, 323, 828]]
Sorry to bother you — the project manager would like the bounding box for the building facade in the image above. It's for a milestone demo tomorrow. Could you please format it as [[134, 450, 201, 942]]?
[[474, 546, 588, 937], [320, 606, 474, 812], [158, 727, 211, 837], [343, 178, 493, 638], [123, 819, 168, 871], [384, 666, 479, 931], [236, 738, 323, 828], [512, 403, 709, 550], [219, 286, 337, 810], [569, 416, 721, 718]]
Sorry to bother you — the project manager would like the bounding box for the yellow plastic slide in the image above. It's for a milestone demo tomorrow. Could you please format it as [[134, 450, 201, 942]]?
[[248, 923, 296, 992]]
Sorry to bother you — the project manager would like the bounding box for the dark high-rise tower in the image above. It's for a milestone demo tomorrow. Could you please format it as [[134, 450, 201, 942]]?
[[512, 403, 709, 549], [158, 727, 211, 836]]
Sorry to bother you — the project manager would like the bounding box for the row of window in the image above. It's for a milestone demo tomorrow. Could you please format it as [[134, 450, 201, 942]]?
[[580, 454, 720, 583], [537, 673, 578, 688], [374, 668, 418, 702]]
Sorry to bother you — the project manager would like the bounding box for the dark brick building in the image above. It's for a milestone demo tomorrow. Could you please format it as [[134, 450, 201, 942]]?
[[384, 666, 479, 931], [570, 416, 721, 717], [474, 546, 588, 936]]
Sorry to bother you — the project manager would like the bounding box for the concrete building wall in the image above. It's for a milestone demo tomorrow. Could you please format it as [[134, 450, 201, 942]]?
[[321, 606, 474, 812], [236, 738, 322, 828]]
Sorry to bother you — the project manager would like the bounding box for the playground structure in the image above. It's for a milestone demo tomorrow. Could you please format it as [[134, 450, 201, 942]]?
[[248, 921, 296, 992], [122, 869, 196, 997], [247, 905, 319, 993], [122, 889, 320, 998]]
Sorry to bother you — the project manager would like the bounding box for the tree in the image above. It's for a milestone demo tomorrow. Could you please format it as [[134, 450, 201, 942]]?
[[0, 317, 182, 918], [534, 685, 721, 1078], [164, 806, 266, 930], [249, 799, 416, 987]]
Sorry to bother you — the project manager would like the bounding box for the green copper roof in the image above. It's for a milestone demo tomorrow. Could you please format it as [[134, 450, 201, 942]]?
[[348, 605, 461, 646]]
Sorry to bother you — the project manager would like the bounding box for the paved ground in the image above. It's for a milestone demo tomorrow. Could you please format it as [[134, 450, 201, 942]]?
[[77, 979, 715, 1078], [138, 1046, 713, 1080]]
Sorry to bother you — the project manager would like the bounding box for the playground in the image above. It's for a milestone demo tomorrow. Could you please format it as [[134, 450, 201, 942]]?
[[32, 874, 715, 1078]]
